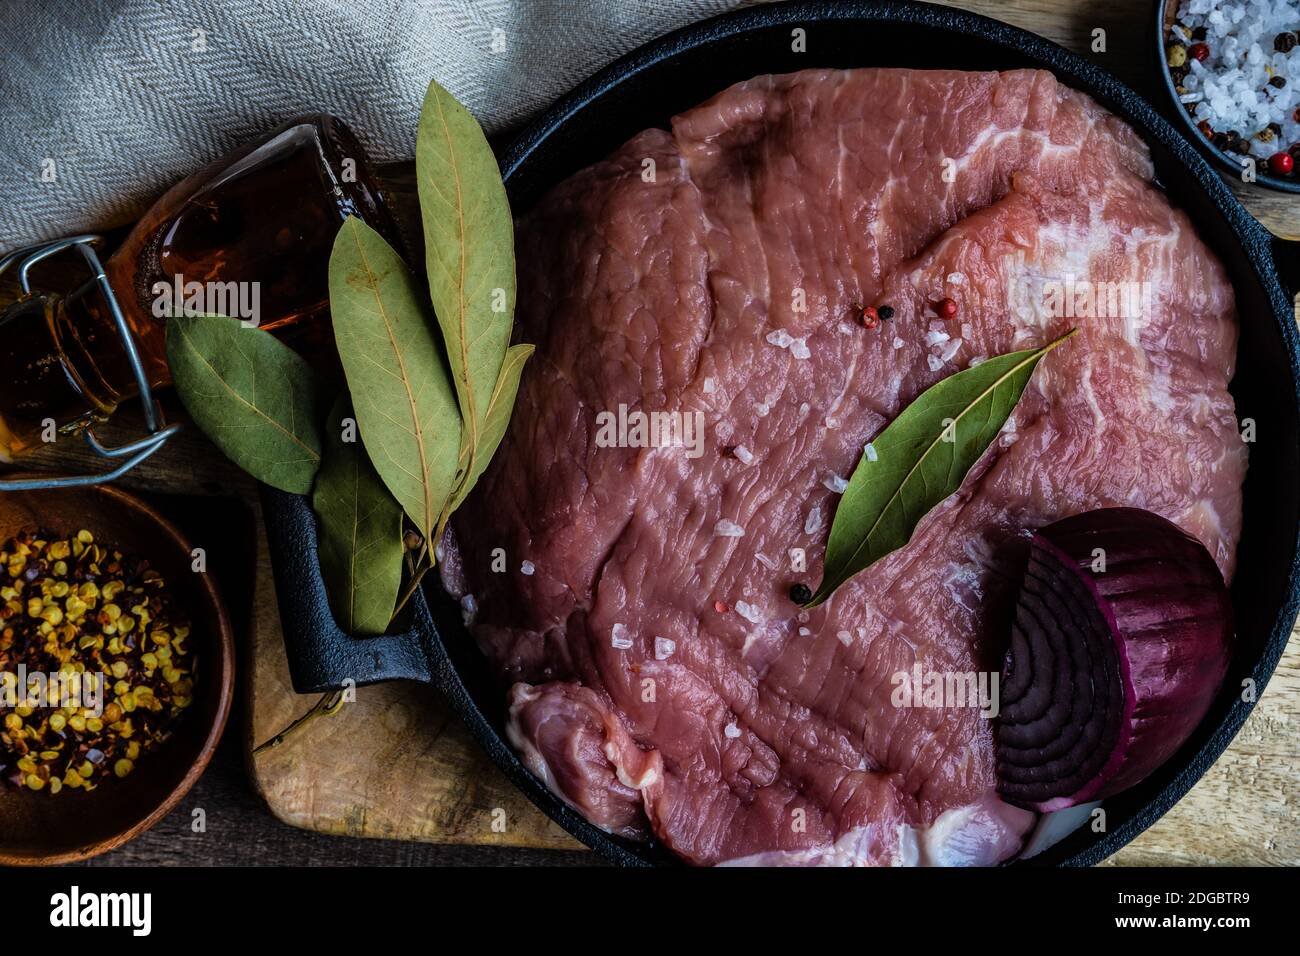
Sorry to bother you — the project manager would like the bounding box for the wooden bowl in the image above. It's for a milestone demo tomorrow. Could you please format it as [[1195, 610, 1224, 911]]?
[[0, 483, 234, 864]]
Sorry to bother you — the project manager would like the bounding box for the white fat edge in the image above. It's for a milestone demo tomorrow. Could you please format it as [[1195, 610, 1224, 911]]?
[[1020, 802, 1101, 860], [1146, 363, 1179, 415], [603, 740, 660, 790], [896, 797, 1036, 866], [1079, 354, 1108, 430], [941, 560, 981, 614]]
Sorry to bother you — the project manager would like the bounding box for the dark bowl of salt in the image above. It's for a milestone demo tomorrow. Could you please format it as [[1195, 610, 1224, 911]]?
[[1156, 0, 1300, 194]]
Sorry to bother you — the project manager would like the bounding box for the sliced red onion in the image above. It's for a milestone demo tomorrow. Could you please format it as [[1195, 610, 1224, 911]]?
[[996, 508, 1233, 812]]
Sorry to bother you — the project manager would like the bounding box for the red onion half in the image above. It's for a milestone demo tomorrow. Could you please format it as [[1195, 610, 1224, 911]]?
[[996, 507, 1233, 812]]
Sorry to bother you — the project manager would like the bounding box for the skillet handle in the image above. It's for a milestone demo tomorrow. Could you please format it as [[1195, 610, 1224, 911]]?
[[1271, 235, 1300, 303], [259, 485, 435, 693]]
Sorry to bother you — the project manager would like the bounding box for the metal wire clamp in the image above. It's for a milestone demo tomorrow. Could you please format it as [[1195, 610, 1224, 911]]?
[[0, 235, 181, 490]]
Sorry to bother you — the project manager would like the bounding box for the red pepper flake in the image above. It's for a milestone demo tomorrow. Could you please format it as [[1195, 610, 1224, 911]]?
[[935, 297, 958, 319], [1188, 42, 1210, 62], [859, 305, 880, 330], [713, 600, 729, 613]]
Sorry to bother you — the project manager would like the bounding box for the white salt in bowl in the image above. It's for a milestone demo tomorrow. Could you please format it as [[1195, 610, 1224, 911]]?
[[1157, 0, 1300, 192]]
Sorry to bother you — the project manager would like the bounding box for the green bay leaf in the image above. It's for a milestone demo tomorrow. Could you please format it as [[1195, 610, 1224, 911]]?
[[807, 328, 1077, 607], [446, 342, 533, 514], [416, 77, 515, 500], [328, 216, 461, 539], [312, 393, 406, 636], [165, 313, 322, 493]]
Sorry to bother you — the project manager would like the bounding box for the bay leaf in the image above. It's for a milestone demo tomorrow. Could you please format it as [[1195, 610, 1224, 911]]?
[[806, 328, 1077, 608], [416, 77, 515, 500], [328, 215, 462, 539], [312, 393, 406, 636], [445, 343, 534, 515], [165, 313, 322, 494]]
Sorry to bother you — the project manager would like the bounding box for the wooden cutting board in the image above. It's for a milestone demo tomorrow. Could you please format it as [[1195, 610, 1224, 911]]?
[[18, 0, 1293, 862]]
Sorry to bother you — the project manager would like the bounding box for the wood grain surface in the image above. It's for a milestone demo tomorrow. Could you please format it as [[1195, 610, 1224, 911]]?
[[4, 0, 1298, 867]]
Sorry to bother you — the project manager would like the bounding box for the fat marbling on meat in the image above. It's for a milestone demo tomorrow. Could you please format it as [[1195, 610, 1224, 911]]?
[[443, 69, 1246, 865]]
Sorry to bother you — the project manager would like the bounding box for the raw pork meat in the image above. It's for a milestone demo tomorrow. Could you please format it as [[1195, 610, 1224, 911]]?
[[444, 69, 1245, 865]]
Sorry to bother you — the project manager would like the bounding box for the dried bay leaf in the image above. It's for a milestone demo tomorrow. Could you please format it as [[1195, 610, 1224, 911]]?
[[416, 77, 516, 504], [446, 342, 534, 514], [807, 329, 1077, 608], [328, 216, 461, 540], [165, 313, 322, 494], [313, 393, 406, 636]]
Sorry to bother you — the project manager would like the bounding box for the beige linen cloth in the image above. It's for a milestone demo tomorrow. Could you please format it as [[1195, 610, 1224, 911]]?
[[0, 0, 744, 248]]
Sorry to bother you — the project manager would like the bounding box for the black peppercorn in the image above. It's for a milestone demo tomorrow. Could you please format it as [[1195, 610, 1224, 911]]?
[[788, 582, 812, 604], [1275, 32, 1297, 53], [1270, 76, 1287, 89], [878, 305, 895, 321]]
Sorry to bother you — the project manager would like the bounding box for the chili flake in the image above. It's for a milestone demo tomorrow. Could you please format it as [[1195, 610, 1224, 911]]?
[[0, 529, 196, 795]]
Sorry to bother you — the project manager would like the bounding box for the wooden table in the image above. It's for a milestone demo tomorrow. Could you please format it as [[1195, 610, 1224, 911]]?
[[9, 0, 1300, 866]]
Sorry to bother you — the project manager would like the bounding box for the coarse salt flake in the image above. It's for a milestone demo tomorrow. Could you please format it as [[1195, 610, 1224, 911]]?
[[823, 474, 849, 493], [520, 560, 535, 576], [654, 636, 676, 660], [724, 722, 742, 739], [733, 444, 754, 464], [715, 519, 745, 537], [611, 623, 633, 650]]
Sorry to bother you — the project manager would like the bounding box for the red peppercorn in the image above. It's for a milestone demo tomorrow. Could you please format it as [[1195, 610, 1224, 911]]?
[[714, 600, 729, 613], [1269, 151, 1295, 176], [1197, 119, 1214, 138], [1188, 42, 1210, 61], [860, 305, 880, 330], [935, 297, 958, 319]]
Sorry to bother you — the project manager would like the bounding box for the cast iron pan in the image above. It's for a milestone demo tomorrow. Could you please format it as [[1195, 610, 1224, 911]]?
[[263, 0, 1300, 867]]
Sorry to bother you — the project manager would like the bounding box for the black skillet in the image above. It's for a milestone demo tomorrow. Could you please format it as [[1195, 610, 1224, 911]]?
[[263, 0, 1300, 867]]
